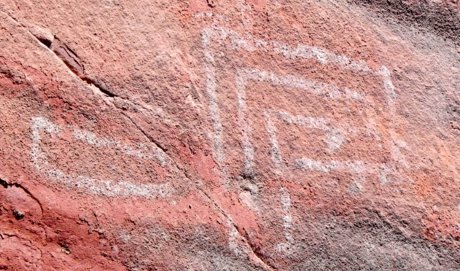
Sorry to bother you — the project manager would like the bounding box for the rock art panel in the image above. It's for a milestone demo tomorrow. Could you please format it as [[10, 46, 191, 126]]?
[[0, 0, 459, 270]]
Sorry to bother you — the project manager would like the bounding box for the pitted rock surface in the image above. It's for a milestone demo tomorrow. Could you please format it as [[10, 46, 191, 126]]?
[[0, 0, 459, 270]]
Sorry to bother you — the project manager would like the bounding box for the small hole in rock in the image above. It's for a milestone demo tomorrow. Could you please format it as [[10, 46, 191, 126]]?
[[13, 209, 25, 220]]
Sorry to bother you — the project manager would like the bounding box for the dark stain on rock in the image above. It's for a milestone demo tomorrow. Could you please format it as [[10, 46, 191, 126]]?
[[350, 0, 460, 45]]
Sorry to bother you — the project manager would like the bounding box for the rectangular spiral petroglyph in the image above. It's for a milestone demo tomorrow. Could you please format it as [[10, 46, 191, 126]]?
[[202, 26, 401, 185], [202, 25, 407, 254]]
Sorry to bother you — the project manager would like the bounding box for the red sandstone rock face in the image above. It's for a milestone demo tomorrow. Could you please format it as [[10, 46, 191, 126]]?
[[0, 0, 459, 270]]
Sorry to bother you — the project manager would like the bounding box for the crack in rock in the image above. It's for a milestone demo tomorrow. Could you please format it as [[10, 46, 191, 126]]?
[[45, 37, 118, 98], [120, 113, 274, 270], [1, 10, 275, 269], [0, 177, 43, 215], [0, 9, 118, 100], [197, 186, 275, 271]]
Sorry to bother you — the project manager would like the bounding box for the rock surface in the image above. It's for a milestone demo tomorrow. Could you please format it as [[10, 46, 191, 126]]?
[[0, 0, 459, 270]]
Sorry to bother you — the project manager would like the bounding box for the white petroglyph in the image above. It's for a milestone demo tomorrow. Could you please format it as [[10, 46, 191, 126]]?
[[72, 129, 166, 165], [237, 68, 364, 101], [273, 110, 330, 130], [227, 217, 241, 255], [202, 28, 227, 183], [325, 128, 345, 153], [295, 158, 393, 184], [202, 25, 404, 254], [265, 111, 283, 171], [378, 66, 410, 169], [276, 187, 294, 254], [379, 66, 397, 101], [236, 71, 256, 174], [203, 26, 375, 74], [236, 68, 357, 173], [274, 110, 345, 152], [202, 26, 383, 179], [295, 158, 374, 174], [31, 116, 174, 198], [202, 26, 403, 179], [264, 109, 347, 173], [272, 41, 374, 74], [266, 107, 397, 183]]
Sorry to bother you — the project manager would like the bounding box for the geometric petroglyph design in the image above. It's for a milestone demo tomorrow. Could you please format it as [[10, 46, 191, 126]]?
[[236, 68, 392, 179], [202, 25, 402, 185], [31, 116, 175, 198], [202, 25, 405, 253]]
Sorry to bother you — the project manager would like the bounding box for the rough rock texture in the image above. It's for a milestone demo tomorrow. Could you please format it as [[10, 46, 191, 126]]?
[[0, 0, 459, 270]]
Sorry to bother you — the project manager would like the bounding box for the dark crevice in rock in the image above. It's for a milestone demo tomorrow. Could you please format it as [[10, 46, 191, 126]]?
[[240, 171, 256, 181], [36, 36, 52, 48], [51, 37, 85, 77], [239, 228, 277, 270], [121, 111, 274, 270], [32, 31, 118, 99], [0, 10, 118, 100], [0, 177, 44, 215], [0, 232, 20, 239], [50, 38, 118, 98], [81, 76, 118, 98]]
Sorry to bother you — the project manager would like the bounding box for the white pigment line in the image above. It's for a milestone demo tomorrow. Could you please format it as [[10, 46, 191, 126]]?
[[325, 128, 345, 153], [202, 26, 377, 75], [237, 67, 364, 101], [295, 158, 384, 174], [202, 25, 403, 185], [202, 29, 227, 179], [379, 66, 409, 169], [276, 187, 294, 254], [31, 116, 174, 198], [201, 26, 384, 179], [235, 66, 357, 174], [264, 109, 346, 170], [264, 112, 283, 171], [280, 187, 293, 244], [272, 41, 374, 74], [72, 129, 166, 165], [227, 217, 240, 255], [31, 116, 61, 171], [236, 70, 256, 174], [270, 109, 330, 130]]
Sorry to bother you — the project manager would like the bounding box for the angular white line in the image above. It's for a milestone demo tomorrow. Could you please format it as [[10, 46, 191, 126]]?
[[31, 116, 174, 198], [276, 187, 294, 254]]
